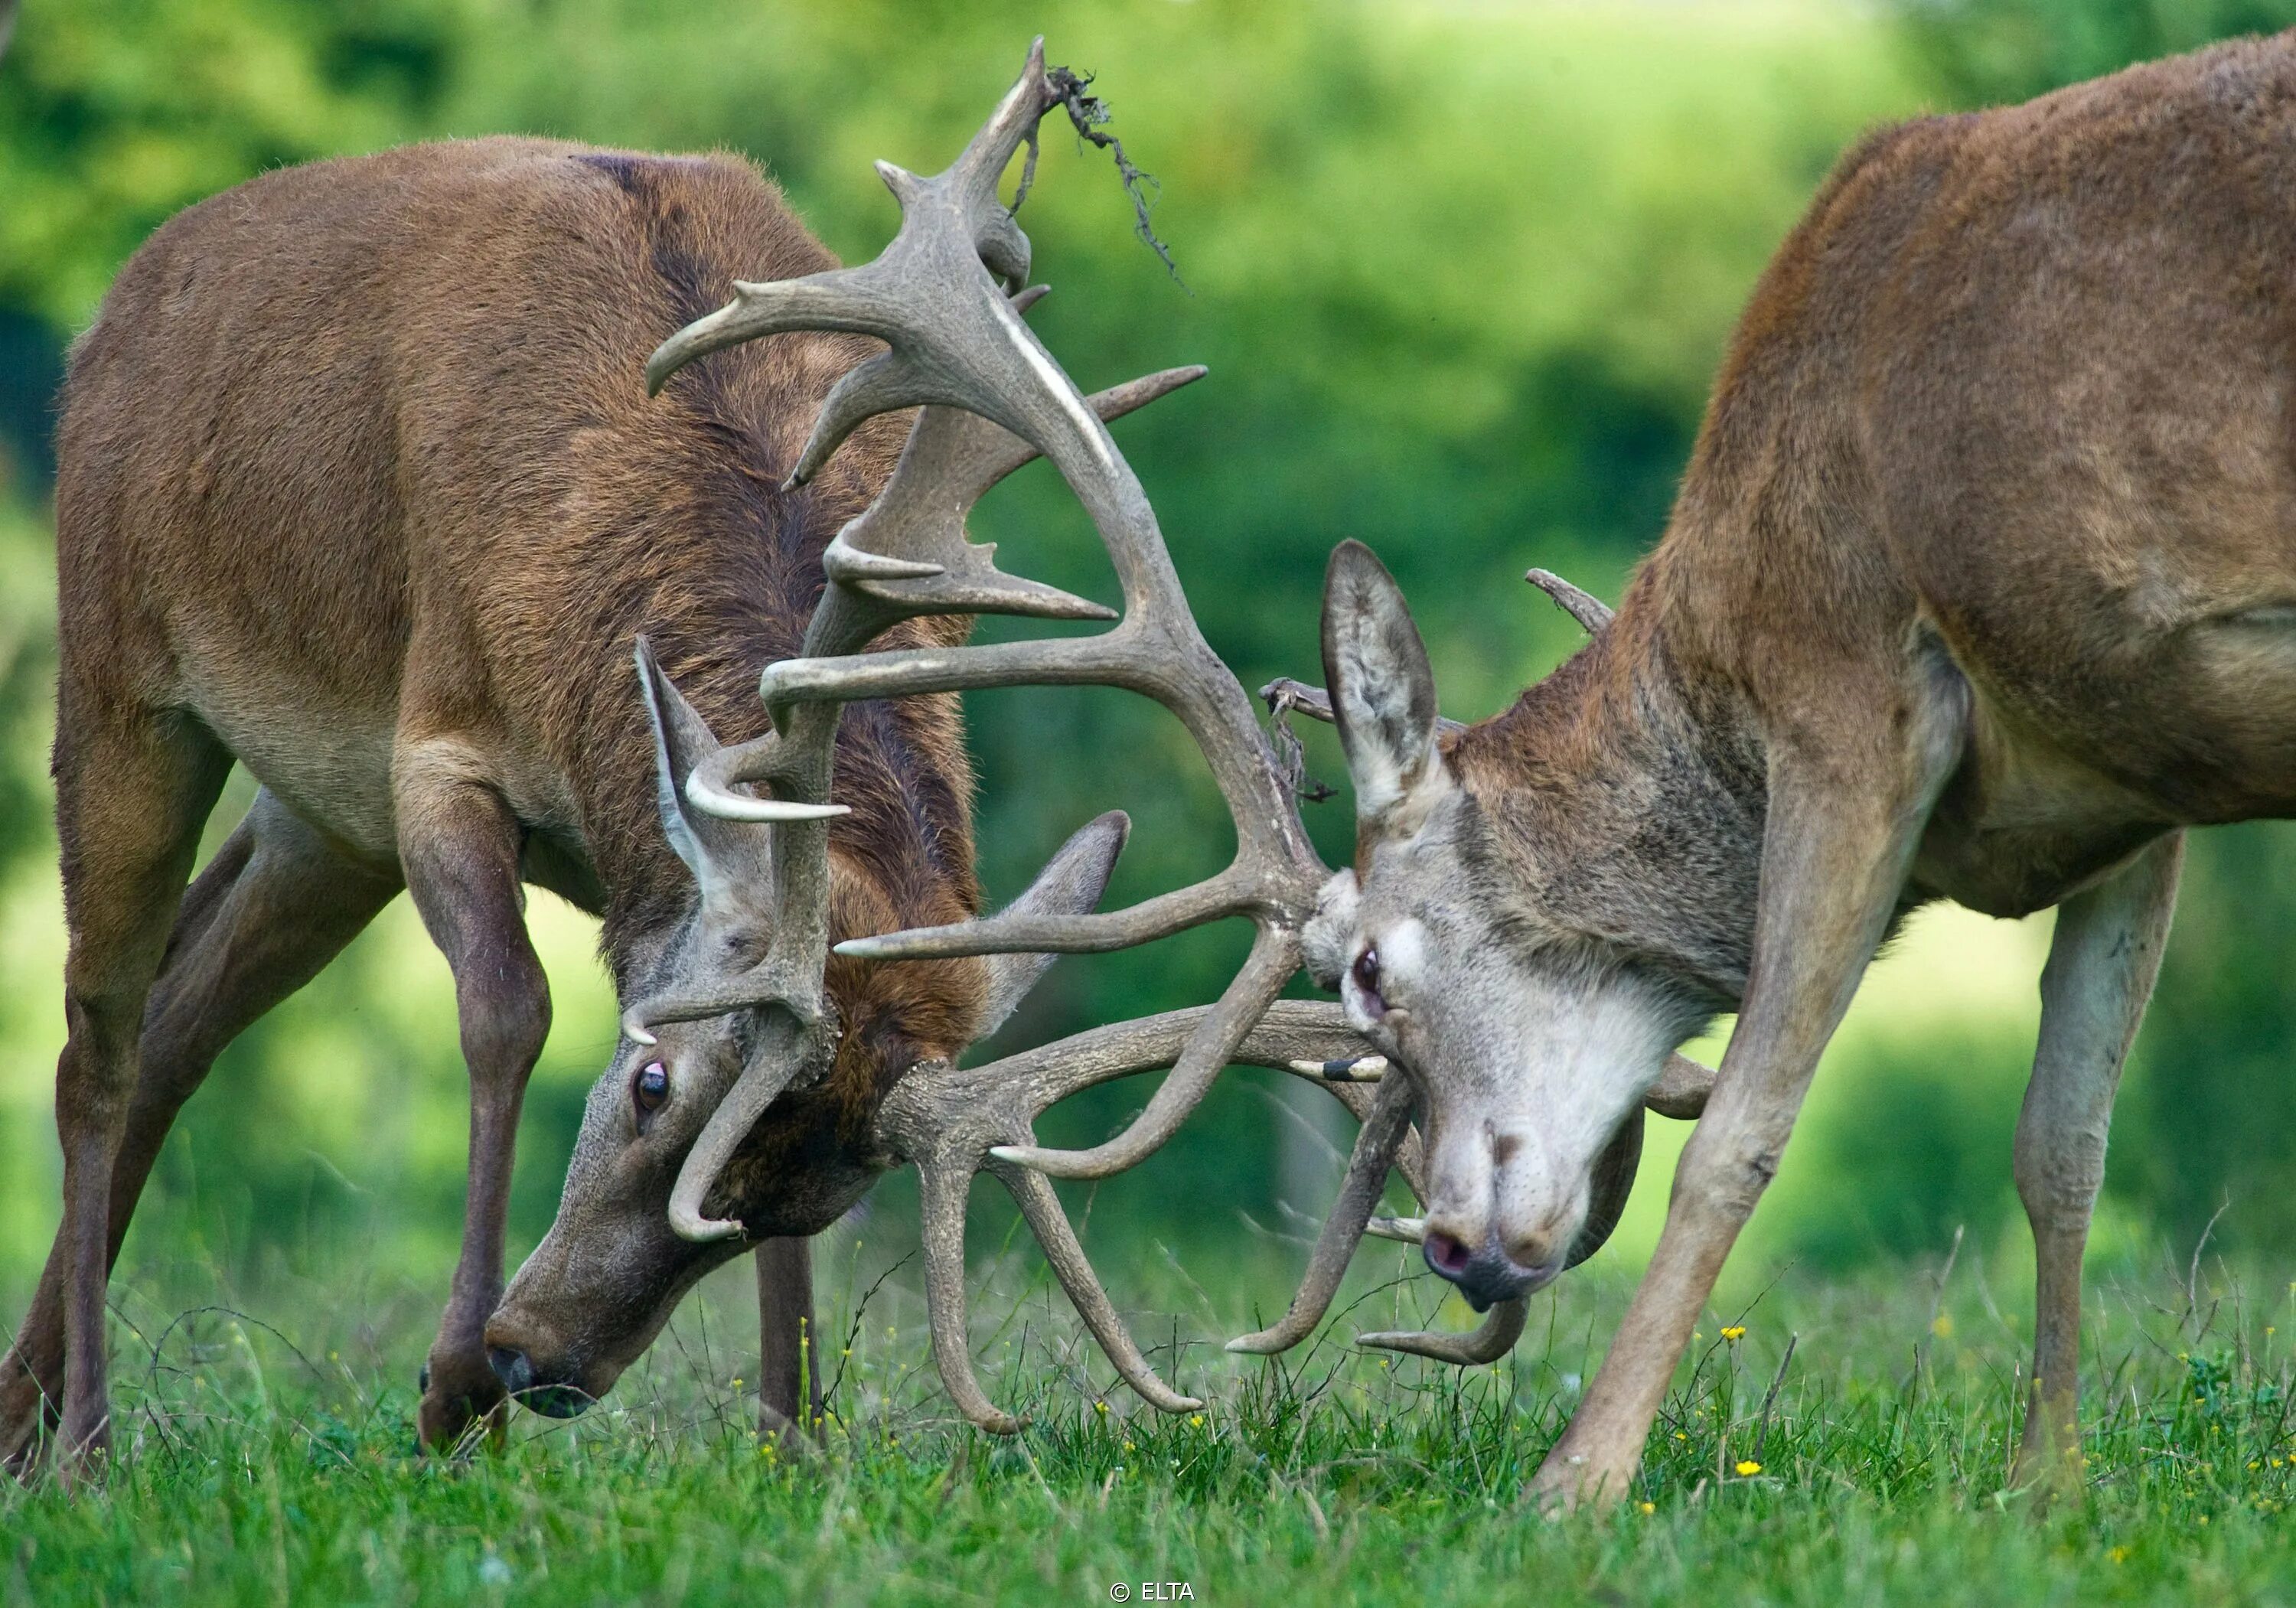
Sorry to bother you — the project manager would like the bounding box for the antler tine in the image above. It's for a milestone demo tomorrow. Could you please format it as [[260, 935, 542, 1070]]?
[[1260, 677, 1469, 739], [619, 965, 821, 1045], [667, 1040, 810, 1241], [951, 35, 1054, 217], [987, 924, 1299, 1177], [1359, 1297, 1529, 1365], [1524, 567, 1615, 633], [872, 1000, 1370, 1425], [987, 1156, 1202, 1412], [1225, 1074, 1416, 1355], [801, 360, 1208, 634], [917, 1160, 1026, 1434]]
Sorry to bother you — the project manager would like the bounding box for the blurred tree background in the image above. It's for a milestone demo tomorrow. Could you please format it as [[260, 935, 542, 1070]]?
[[4, 0, 2296, 1335]]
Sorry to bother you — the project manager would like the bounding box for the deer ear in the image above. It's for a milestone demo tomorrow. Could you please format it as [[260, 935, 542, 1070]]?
[[974, 811, 1130, 1037], [1321, 541, 1446, 826], [634, 637, 758, 908]]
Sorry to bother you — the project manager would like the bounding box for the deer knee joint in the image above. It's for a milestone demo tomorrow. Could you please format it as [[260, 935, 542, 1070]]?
[[1675, 1140, 1780, 1222], [460, 957, 552, 1082]]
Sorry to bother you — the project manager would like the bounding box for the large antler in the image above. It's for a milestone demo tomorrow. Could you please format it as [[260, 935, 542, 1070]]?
[[639, 41, 1389, 1420], [715, 57, 1330, 1189], [622, 42, 1212, 1241], [644, 41, 1713, 1428]]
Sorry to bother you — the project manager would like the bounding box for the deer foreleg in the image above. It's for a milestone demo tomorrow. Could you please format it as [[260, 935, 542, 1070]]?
[[397, 742, 553, 1452], [2010, 831, 2181, 1499], [1528, 683, 1962, 1511]]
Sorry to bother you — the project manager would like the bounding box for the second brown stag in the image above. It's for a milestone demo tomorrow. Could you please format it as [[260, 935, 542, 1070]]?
[[1299, 33, 2296, 1508], [0, 132, 1127, 1474]]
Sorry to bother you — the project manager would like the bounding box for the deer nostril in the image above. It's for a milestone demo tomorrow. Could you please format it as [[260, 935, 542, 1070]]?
[[1423, 1229, 1475, 1280], [487, 1345, 534, 1395]]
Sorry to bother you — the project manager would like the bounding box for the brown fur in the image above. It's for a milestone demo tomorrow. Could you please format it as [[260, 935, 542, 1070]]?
[[1322, 34, 2296, 1507], [1459, 32, 2296, 964], [5, 138, 989, 1469]]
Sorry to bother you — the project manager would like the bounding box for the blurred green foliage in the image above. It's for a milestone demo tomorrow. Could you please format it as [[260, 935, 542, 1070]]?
[[2, 0, 2295, 1326]]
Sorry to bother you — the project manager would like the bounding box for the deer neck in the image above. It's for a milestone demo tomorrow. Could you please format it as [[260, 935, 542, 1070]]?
[[1450, 595, 1769, 1006]]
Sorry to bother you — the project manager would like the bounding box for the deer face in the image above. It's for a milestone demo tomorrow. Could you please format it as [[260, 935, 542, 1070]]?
[[484, 644, 840, 1411], [481, 1029, 757, 1416], [1306, 543, 1701, 1310], [487, 643, 1130, 1413]]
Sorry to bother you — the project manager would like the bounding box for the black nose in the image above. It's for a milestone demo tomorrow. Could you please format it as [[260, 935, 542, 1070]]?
[[1424, 1230, 1474, 1280], [488, 1345, 534, 1395], [1424, 1234, 1543, 1313]]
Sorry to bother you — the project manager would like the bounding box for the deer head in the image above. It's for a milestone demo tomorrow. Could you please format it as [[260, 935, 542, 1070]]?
[[1299, 541, 1727, 1312], [483, 661, 1130, 1411]]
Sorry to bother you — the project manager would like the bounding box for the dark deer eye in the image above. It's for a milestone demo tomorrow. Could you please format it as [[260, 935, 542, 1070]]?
[[1352, 947, 1385, 1013], [634, 1061, 670, 1116]]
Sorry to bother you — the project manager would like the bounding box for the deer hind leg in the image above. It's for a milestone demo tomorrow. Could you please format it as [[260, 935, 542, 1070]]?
[[1, 789, 397, 1479], [395, 740, 552, 1451], [32, 709, 231, 1482], [755, 1236, 821, 1443], [2010, 831, 2182, 1500]]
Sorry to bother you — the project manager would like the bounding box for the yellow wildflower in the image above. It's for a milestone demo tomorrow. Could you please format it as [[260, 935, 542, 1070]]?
[[1639, 1502, 1656, 1515], [1189, 1414, 1205, 1428], [1721, 1326, 1746, 1342], [1095, 1401, 1109, 1414], [1735, 1460, 1762, 1477], [2108, 1547, 2128, 1565]]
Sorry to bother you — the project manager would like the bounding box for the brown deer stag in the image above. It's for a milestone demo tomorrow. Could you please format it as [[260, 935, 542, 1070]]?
[[0, 123, 1166, 1477], [1283, 33, 2296, 1506], [483, 43, 1716, 1436]]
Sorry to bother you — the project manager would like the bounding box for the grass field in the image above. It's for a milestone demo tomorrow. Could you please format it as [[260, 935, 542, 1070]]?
[[7, 1228, 2296, 1606]]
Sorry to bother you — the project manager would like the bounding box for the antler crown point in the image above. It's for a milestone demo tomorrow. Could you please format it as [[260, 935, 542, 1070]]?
[[874, 160, 924, 201]]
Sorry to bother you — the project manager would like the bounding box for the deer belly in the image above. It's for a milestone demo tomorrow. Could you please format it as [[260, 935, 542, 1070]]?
[[191, 683, 402, 862], [1910, 677, 2177, 918]]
